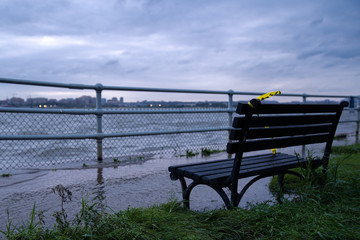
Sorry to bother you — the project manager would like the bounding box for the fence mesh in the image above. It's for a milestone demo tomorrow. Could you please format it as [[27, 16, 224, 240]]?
[[0, 139, 97, 169], [0, 109, 229, 170], [1, 107, 358, 171], [103, 131, 228, 162], [0, 112, 96, 135]]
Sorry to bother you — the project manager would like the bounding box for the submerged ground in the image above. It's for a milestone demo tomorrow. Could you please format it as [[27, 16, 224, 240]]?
[[0, 152, 273, 228], [1, 143, 360, 239]]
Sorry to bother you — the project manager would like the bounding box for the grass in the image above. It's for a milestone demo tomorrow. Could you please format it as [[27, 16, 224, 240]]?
[[200, 148, 225, 156], [2, 144, 360, 239], [331, 144, 360, 154], [179, 150, 199, 158], [178, 148, 225, 158]]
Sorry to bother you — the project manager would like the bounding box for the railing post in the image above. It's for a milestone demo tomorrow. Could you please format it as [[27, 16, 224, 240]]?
[[227, 90, 234, 139], [356, 97, 360, 143], [302, 94, 307, 157], [227, 90, 234, 158], [302, 94, 307, 103], [349, 96, 355, 109], [96, 83, 103, 161]]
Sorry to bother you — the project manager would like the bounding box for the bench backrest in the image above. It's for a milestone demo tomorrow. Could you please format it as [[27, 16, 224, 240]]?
[[227, 101, 348, 155]]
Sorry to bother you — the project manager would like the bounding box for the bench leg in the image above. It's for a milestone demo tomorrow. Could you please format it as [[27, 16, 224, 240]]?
[[277, 170, 304, 203], [278, 173, 284, 189], [178, 177, 190, 208], [179, 177, 232, 209], [183, 181, 197, 209], [285, 170, 304, 179], [277, 174, 285, 203], [277, 170, 304, 191], [235, 175, 269, 206], [211, 186, 231, 209]]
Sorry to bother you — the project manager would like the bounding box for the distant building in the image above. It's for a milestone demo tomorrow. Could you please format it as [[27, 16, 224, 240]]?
[[9, 97, 25, 106], [58, 98, 75, 107], [77, 96, 92, 106], [107, 97, 119, 106], [27, 97, 48, 105]]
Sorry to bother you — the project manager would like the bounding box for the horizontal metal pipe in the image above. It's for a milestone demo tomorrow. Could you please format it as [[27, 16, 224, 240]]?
[[340, 120, 360, 123], [0, 107, 235, 114], [0, 77, 95, 90], [0, 77, 358, 98], [0, 127, 230, 140], [0, 107, 98, 114], [103, 87, 353, 98], [2, 119, 359, 141], [1, 105, 357, 115]]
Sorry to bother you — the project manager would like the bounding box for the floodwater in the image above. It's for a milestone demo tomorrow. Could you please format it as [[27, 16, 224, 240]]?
[[0, 133, 358, 229], [0, 152, 274, 228], [0, 109, 358, 229]]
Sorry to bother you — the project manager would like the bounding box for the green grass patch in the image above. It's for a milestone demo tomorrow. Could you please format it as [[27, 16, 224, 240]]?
[[331, 144, 360, 154], [201, 148, 225, 156], [179, 150, 199, 158], [2, 144, 360, 239]]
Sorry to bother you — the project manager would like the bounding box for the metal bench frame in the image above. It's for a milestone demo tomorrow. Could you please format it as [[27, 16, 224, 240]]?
[[169, 100, 348, 209]]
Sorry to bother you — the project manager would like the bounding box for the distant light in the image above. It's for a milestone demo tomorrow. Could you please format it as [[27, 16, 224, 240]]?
[[44, 105, 47, 108], [150, 104, 153, 107], [159, 104, 162, 107], [39, 105, 42, 108]]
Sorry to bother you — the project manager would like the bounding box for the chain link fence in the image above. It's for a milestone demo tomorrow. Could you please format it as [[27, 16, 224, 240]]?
[[0, 109, 229, 170], [0, 78, 358, 173], [102, 110, 229, 160]]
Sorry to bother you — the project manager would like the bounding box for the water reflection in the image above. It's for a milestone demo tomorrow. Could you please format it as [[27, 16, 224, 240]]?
[[92, 168, 106, 212], [77, 128, 360, 216]]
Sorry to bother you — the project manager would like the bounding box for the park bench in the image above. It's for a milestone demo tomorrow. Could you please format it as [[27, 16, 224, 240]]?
[[169, 99, 348, 209]]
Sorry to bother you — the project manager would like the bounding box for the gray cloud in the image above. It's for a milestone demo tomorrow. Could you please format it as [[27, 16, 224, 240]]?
[[0, 0, 359, 100], [309, 18, 324, 26]]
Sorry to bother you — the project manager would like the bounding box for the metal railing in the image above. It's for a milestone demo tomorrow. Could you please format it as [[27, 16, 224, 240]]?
[[0, 77, 359, 170]]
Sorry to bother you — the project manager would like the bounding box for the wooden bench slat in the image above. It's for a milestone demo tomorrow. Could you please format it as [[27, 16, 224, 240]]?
[[233, 114, 336, 128], [174, 153, 303, 183], [227, 133, 330, 153], [177, 153, 290, 173], [168, 158, 234, 172], [236, 103, 343, 115], [202, 156, 313, 185], [188, 156, 299, 180], [171, 153, 284, 173], [202, 164, 297, 185], [185, 158, 299, 183], [230, 124, 332, 140]]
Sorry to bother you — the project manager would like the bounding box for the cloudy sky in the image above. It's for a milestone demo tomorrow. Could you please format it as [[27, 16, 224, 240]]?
[[0, 0, 359, 101]]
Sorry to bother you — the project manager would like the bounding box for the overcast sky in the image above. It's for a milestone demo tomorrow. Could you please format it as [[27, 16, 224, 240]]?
[[0, 0, 359, 101]]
